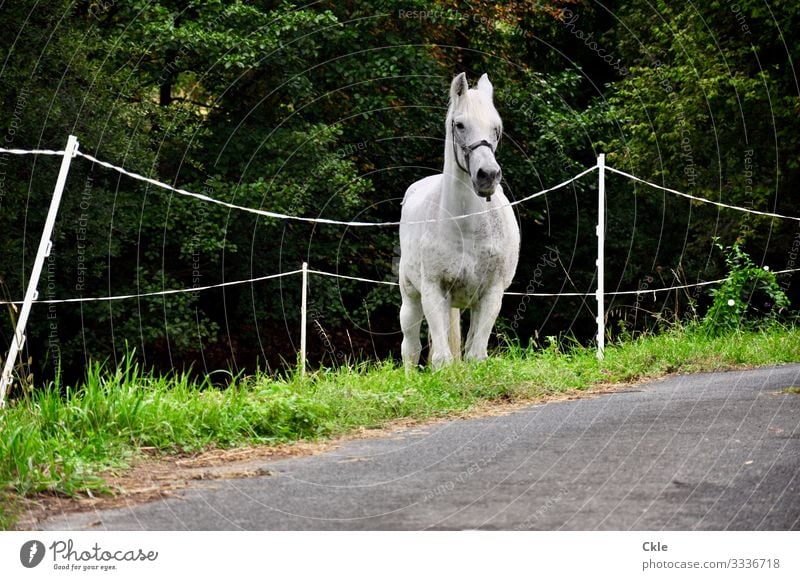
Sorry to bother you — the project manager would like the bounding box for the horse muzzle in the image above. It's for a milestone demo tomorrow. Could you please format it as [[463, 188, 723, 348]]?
[[474, 166, 501, 199]]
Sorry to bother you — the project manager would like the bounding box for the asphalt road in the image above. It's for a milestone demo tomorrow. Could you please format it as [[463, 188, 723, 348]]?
[[40, 365, 800, 530]]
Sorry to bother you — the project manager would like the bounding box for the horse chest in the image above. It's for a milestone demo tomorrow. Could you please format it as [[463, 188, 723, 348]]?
[[425, 236, 506, 306]]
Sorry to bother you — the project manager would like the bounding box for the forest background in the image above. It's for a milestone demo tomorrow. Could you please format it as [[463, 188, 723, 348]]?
[[2, 0, 798, 383]]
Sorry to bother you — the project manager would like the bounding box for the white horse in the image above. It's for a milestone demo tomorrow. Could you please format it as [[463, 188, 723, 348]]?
[[399, 73, 520, 370]]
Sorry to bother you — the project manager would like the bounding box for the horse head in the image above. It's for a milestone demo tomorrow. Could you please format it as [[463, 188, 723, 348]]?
[[447, 73, 503, 199]]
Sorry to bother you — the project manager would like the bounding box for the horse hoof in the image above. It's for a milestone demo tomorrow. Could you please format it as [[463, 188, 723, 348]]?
[[431, 356, 454, 370]]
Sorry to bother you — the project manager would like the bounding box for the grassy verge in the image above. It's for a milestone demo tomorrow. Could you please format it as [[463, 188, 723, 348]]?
[[2, 325, 800, 528]]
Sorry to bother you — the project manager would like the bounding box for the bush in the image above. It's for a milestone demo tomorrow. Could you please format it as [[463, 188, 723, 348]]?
[[702, 241, 790, 335]]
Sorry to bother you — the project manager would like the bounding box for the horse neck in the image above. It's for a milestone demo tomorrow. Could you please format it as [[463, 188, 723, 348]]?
[[440, 133, 487, 223]]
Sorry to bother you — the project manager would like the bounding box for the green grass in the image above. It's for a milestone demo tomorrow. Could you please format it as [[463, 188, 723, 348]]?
[[2, 324, 800, 528]]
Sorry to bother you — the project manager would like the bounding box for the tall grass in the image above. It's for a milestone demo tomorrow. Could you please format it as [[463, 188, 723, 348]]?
[[2, 324, 800, 528]]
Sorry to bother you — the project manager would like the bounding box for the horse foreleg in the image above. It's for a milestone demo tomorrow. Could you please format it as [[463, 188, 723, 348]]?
[[400, 285, 424, 373], [465, 289, 504, 362], [421, 285, 454, 369]]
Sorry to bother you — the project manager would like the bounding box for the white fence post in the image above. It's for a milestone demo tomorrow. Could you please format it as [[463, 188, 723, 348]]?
[[300, 262, 308, 376], [0, 134, 80, 407], [596, 153, 606, 361]]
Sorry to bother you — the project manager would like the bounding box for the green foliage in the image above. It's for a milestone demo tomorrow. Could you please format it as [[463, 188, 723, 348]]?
[[1, 0, 798, 379], [703, 241, 790, 335], [603, 0, 800, 278]]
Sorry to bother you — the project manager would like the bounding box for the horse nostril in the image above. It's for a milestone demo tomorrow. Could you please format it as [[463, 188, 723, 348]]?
[[477, 168, 498, 182]]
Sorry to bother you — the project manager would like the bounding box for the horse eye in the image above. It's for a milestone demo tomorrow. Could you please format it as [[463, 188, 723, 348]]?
[[455, 122, 465, 131]]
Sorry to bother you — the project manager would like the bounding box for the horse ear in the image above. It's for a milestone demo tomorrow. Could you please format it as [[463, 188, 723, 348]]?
[[477, 74, 493, 99], [450, 73, 469, 102]]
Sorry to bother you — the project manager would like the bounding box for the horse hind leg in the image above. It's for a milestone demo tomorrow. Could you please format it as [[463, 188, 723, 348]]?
[[448, 308, 462, 362], [427, 308, 460, 366], [400, 285, 424, 373]]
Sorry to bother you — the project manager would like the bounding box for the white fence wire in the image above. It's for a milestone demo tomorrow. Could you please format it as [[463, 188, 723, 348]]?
[[2, 137, 800, 402], [76, 150, 597, 227], [0, 270, 304, 305], [606, 166, 800, 223], [0, 147, 66, 156], [2, 143, 797, 304], [1, 266, 797, 305]]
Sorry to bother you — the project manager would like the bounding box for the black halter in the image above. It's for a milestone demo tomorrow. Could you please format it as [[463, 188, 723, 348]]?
[[451, 120, 497, 175]]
